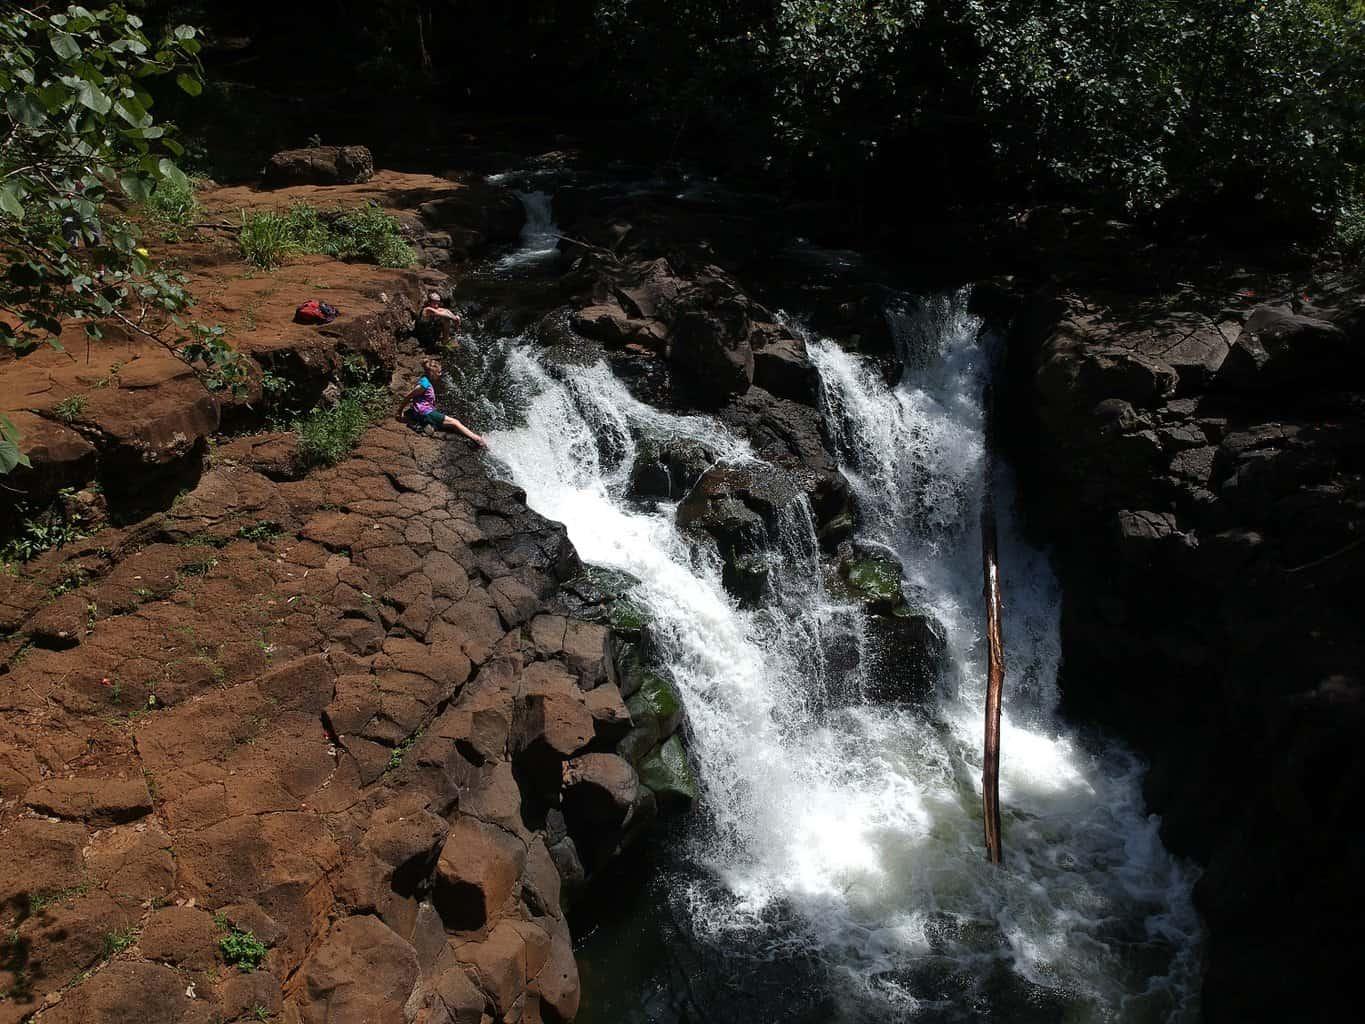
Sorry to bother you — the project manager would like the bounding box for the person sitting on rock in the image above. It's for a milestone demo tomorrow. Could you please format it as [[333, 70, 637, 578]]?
[[397, 358, 487, 447], [416, 291, 462, 347]]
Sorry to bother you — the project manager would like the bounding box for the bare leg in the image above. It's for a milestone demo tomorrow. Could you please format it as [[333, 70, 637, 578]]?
[[440, 414, 487, 447]]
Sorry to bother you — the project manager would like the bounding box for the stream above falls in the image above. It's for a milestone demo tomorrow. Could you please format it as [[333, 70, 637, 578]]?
[[451, 181, 1202, 1023]]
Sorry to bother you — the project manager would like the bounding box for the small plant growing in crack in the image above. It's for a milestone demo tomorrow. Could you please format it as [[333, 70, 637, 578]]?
[[386, 730, 422, 773], [27, 882, 89, 913], [219, 928, 269, 971], [102, 927, 138, 959]]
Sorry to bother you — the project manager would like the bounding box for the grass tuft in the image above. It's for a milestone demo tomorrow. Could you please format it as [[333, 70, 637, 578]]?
[[294, 381, 389, 469], [146, 176, 200, 241], [53, 395, 87, 423], [238, 210, 295, 270], [238, 202, 414, 270]]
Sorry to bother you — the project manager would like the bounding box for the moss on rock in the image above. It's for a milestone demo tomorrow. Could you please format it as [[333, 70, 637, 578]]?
[[841, 556, 905, 612], [639, 735, 698, 807], [626, 670, 683, 738]]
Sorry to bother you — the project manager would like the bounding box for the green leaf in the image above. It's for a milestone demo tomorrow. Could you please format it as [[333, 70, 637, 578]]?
[[0, 183, 24, 219], [158, 158, 189, 192], [0, 440, 31, 475], [77, 81, 112, 115], [119, 173, 151, 202], [175, 73, 202, 97], [6, 91, 47, 127], [50, 32, 81, 60], [114, 94, 150, 127]]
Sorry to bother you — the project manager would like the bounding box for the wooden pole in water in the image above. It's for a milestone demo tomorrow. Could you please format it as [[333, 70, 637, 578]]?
[[981, 398, 1005, 865], [981, 502, 1005, 864]]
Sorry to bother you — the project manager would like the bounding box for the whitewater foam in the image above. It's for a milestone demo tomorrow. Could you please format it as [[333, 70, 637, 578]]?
[[484, 290, 1201, 1021]]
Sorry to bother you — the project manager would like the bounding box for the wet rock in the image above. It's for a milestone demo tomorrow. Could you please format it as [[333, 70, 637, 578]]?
[[753, 334, 820, 405], [628, 437, 715, 501], [677, 463, 800, 553], [638, 735, 699, 808], [616, 717, 662, 766], [262, 145, 374, 188], [722, 552, 770, 606], [719, 387, 853, 531], [625, 670, 684, 740], [839, 556, 905, 615], [864, 610, 949, 703], [293, 915, 420, 1024], [560, 566, 643, 627]]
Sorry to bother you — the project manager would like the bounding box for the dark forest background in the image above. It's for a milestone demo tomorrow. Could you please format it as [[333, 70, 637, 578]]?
[[129, 0, 1365, 254]]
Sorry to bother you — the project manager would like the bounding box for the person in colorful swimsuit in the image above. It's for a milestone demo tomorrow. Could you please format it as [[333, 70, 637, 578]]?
[[397, 358, 487, 447]]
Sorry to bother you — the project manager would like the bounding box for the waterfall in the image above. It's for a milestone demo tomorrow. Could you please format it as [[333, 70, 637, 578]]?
[[497, 190, 559, 269], [483, 293, 1201, 1021]]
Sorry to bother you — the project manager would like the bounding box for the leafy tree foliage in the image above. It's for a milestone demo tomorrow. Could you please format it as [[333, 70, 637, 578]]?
[[595, 0, 1364, 225], [0, 3, 241, 473]]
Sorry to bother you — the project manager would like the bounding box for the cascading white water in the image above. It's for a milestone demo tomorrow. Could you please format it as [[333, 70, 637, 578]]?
[[497, 190, 559, 268], [484, 291, 1201, 1021]]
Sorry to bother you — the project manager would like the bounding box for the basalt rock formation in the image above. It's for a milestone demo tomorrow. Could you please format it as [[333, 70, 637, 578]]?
[[0, 167, 638, 1024], [1005, 265, 1365, 1023]]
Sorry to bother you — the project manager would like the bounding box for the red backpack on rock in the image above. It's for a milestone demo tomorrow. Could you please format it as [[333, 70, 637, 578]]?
[[294, 299, 339, 324]]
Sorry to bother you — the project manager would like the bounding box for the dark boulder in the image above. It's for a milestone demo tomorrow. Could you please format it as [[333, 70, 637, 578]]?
[[719, 388, 854, 533], [262, 145, 374, 188], [561, 752, 654, 870], [638, 735, 699, 808], [722, 552, 770, 606], [628, 438, 716, 500], [677, 464, 800, 553], [864, 611, 949, 703], [834, 548, 949, 703], [752, 332, 821, 405], [1215, 305, 1358, 394], [839, 555, 905, 614], [669, 306, 755, 402]]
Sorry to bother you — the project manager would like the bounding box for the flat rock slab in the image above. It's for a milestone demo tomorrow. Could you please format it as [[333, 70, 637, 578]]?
[[24, 776, 153, 825]]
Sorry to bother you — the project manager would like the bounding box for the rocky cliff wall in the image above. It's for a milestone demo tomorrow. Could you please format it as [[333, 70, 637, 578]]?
[[1005, 268, 1364, 1022]]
